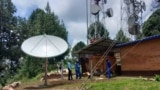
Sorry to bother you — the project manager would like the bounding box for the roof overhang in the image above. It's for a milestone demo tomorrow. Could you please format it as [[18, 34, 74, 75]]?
[[76, 38, 118, 54]]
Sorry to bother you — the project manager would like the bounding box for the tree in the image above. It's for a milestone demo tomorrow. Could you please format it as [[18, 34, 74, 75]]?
[[0, 0, 20, 86], [45, 2, 51, 14], [142, 9, 160, 37], [28, 7, 68, 40], [72, 41, 86, 58], [0, 0, 16, 29], [136, 32, 144, 40], [15, 56, 44, 79], [17, 2, 68, 79], [115, 29, 129, 42], [87, 21, 110, 41]]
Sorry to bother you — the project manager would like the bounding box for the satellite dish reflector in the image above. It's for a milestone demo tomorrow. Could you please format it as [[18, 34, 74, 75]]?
[[106, 8, 113, 17], [128, 14, 138, 26], [21, 34, 68, 58], [142, 2, 146, 11], [128, 23, 140, 35], [91, 4, 100, 15]]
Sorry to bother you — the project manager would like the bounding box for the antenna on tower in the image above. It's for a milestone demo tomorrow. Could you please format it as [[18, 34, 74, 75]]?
[[88, 0, 113, 43], [121, 0, 146, 40]]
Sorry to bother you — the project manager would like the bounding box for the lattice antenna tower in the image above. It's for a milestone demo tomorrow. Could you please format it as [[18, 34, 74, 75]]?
[[122, 0, 146, 40], [89, 0, 113, 43], [120, 0, 128, 37]]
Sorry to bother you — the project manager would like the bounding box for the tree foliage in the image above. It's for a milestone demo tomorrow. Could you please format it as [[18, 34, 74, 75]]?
[[0, 0, 21, 86], [72, 41, 86, 58], [87, 21, 110, 40], [0, 0, 16, 29], [142, 9, 160, 37], [115, 29, 129, 42], [15, 2, 69, 79], [28, 8, 68, 40], [0, 1, 69, 86], [16, 57, 44, 79]]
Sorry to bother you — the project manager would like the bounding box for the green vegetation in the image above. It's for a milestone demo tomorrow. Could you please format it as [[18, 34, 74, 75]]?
[[1, 0, 160, 89], [0, 1, 69, 87], [72, 41, 86, 58], [85, 78, 160, 90], [155, 74, 160, 82], [87, 21, 110, 40], [13, 76, 160, 90], [142, 9, 160, 37], [115, 29, 130, 42]]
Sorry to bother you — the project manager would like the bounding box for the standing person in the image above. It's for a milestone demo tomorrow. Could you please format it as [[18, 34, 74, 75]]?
[[57, 63, 60, 73], [106, 59, 111, 78], [67, 60, 73, 80], [59, 63, 62, 72], [75, 60, 81, 79]]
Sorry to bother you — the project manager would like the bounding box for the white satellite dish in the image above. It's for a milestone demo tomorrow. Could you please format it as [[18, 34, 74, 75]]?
[[128, 14, 138, 26], [91, 4, 100, 15], [106, 8, 113, 17], [21, 34, 68, 58]]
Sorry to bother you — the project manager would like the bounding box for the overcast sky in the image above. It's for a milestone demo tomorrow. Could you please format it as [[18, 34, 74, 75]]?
[[11, 0, 154, 47]]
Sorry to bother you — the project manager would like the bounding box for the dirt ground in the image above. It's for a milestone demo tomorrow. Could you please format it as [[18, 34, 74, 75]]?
[[15, 74, 102, 90]]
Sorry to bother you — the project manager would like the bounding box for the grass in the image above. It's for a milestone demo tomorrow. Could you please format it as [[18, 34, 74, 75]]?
[[85, 77, 160, 90], [14, 76, 160, 90]]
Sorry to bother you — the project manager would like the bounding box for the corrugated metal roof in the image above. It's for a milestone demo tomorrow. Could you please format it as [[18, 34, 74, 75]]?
[[116, 35, 160, 47], [76, 35, 160, 54], [76, 38, 117, 54]]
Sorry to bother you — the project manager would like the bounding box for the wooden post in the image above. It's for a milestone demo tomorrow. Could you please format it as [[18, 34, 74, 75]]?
[[44, 58, 48, 86], [90, 60, 93, 79], [61, 59, 64, 80]]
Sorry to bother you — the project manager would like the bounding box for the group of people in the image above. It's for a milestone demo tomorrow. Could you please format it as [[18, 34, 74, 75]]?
[[57, 59, 112, 80], [67, 60, 81, 80], [67, 59, 112, 80]]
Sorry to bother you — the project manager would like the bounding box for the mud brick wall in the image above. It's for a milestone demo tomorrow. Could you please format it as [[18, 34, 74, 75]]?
[[87, 55, 116, 74], [120, 38, 160, 75]]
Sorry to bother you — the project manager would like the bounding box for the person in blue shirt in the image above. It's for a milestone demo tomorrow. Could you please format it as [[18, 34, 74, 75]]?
[[67, 60, 73, 80], [75, 60, 81, 79], [106, 59, 111, 78]]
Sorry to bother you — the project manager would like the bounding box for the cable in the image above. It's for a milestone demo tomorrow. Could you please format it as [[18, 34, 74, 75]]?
[[79, 40, 116, 90]]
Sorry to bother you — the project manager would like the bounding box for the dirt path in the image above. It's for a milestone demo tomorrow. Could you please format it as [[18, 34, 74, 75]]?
[[15, 75, 94, 90]]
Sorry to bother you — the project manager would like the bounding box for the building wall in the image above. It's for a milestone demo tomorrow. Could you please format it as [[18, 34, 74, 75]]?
[[120, 38, 160, 76], [87, 54, 116, 75]]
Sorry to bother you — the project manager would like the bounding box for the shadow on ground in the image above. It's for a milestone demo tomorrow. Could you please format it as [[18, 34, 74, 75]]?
[[23, 79, 83, 90]]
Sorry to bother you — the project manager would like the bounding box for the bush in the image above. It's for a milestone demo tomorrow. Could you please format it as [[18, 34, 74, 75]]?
[[155, 74, 160, 82]]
